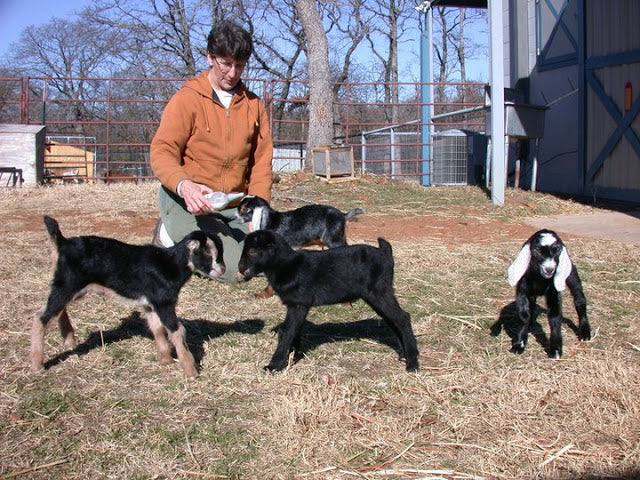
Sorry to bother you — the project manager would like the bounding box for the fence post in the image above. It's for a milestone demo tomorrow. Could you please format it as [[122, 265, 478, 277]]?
[[419, 3, 433, 186]]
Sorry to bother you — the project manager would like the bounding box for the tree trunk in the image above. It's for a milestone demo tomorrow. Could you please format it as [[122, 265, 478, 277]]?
[[295, 0, 334, 169]]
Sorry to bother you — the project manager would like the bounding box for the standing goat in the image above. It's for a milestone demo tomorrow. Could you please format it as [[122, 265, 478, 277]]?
[[238, 230, 419, 372], [30, 216, 225, 378], [507, 229, 591, 358], [236, 195, 364, 298]]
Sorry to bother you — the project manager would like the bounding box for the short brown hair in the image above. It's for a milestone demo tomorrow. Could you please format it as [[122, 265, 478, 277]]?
[[207, 20, 253, 61]]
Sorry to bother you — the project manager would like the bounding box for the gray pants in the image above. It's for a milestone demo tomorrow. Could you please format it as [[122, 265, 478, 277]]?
[[158, 186, 248, 283]]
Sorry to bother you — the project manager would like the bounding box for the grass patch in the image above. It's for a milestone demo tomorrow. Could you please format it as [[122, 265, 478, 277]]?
[[1, 175, 639, 479]]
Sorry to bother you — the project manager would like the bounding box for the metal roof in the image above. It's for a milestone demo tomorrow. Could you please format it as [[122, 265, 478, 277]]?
[[430, 0, 488, 8]]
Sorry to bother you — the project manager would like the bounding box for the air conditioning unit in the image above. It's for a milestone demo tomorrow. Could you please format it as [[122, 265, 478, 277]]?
[[432, 129, 487, 186]]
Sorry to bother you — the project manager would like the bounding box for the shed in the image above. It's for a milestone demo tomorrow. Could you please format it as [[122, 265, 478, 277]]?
[[45, 141, 95, 184], [0, 124, 46, 185]]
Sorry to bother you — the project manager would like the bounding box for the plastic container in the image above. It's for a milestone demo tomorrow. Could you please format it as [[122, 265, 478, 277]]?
[[204, 192, 244, 210]]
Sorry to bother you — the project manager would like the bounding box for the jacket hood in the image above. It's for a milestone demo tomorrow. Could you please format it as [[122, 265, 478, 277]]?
[[183, 71, 249, 99]]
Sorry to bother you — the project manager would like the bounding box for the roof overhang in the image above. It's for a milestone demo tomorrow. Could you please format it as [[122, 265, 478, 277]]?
[[429, 0, 488, 8]]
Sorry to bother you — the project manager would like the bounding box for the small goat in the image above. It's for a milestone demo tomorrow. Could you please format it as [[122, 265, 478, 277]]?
[[30, 216, 225, 378], [236, 195, 364, 298], [238, 230, 419, 372], [236, 195, 364, 248], [507, 229, 591, 358]]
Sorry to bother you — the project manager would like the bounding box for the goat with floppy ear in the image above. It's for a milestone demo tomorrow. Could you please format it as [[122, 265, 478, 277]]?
[[507, 229, 591, 358]]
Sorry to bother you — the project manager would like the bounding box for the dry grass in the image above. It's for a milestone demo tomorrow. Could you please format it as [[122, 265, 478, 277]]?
[[0, 176, 638, 479]]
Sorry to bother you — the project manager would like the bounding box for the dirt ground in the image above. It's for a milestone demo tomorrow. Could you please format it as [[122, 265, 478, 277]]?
[[2, 180, 639, 480], [6, 204, 536, 247]]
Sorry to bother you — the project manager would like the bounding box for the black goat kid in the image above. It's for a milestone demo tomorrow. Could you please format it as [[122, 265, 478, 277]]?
[[237, 230, 419, 372], [236, 195, 365, 299], [30, 216, 225, 378], [236, 195, 364, 248], [507, 229, 591, 358]]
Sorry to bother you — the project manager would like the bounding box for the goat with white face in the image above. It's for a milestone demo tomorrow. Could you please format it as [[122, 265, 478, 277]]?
[[507, 229, 591, 358]]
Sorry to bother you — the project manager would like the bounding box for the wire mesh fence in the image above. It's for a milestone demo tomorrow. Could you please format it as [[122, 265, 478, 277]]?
[[0, 76, 487, 185]]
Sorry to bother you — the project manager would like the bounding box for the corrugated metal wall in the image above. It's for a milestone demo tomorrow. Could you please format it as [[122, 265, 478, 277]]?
[[509, 0, 640, 204], [585, 0, 640, 194]]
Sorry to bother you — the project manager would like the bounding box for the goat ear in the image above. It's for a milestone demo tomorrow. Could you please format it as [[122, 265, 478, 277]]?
[[507, 243, 531, 287], [186, 239, 199, 252], [554, 246, 572, 292]]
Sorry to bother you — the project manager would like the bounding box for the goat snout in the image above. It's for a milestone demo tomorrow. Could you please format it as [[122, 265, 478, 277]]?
[[209, 261, 226, 278], [540, 259, 557, 279]]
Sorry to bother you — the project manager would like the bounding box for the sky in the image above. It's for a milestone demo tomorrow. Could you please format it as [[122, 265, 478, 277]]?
[[0, 0, 88, 58], [0, 0, 487, 82]]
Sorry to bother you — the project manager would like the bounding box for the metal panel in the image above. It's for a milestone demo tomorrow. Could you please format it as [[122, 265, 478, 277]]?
[[585, 0, 640, 194], [537, 0, 578, 70], [524, 0, 582, 195], [524, 0, 640, 203], [527, 65, 582, 194]]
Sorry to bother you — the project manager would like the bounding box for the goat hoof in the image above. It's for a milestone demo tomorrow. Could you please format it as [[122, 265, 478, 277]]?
[[405, 360, 419, 372], [263, 363, 285, 373], [182, 366, 199, 379], [511, 343, 526, 355], [158, 356, 173, 366], [549, 350, 562, 359], [578, 326, 591, 341], [30, 363, 45, 373]]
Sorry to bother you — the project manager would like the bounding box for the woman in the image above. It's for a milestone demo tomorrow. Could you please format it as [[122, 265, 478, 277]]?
[[150, 20, 273, 282]]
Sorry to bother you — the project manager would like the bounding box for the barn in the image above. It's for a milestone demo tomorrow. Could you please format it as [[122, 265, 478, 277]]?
[[501, 0, 640, 204]]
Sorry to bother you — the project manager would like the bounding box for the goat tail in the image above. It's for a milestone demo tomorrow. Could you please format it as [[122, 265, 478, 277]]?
[[43, 215, 64, 246], [377, 237, 393, 256], [345, 208, 365, 221]]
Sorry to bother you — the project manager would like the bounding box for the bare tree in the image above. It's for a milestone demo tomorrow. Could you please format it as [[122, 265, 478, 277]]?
[[295, 0, 334, 167], [7, 17, 126, 132], [82, 0, 220, 77], [363, 0, 416, 124], [238, 0, 307, 141]]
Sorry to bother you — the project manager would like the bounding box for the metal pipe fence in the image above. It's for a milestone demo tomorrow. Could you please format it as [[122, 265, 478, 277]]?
[[0, 76, 486, 184]]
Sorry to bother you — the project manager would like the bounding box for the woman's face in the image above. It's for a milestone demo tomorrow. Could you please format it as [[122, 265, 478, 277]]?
[[207, 53, 246, 91]]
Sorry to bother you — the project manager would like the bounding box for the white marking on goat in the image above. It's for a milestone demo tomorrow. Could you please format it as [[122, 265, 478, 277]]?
[[251, 206, 265, 232], [540, 258, 557, 278], [86, 284, 151, 307], [539, 232, 558, 246], [507, 244, 531, 286]]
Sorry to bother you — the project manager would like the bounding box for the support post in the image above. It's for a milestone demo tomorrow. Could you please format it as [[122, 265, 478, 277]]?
[[489, 0, 505, 205], [418, 2, 434, 186]]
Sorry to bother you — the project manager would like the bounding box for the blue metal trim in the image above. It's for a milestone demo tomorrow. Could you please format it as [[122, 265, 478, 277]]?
[[538, 0, 577, 69], [586, 49, 640, 69], [537, 54, 578, 72], [419, 6, 433, 187], [585, 185, 640, 204], [577, 0, 586, 189]]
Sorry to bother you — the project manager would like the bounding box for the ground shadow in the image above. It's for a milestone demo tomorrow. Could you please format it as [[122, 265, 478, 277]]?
[[490, 301, 580, 357], [267, 316, 405, 367], [44, 312, 264, 371], [544, 470, 640, 480]]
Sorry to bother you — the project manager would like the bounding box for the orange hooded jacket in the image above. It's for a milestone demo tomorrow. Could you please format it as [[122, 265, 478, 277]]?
[[150, 71, 273, 202]]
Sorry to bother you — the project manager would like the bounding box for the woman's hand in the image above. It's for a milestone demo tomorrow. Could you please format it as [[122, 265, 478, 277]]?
[[180, 180, 214, 214]]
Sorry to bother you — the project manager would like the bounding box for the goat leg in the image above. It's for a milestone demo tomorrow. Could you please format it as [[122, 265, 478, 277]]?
[[144, 309, 173, 366], [546, 290, 563, 359], [58, 308, 77, 350], [265, 305, 308, 372], [512, 291, 534, 354], [567, 272, 591, 341], [367, 294, 419, 372], [156, 305, 198, 379]]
